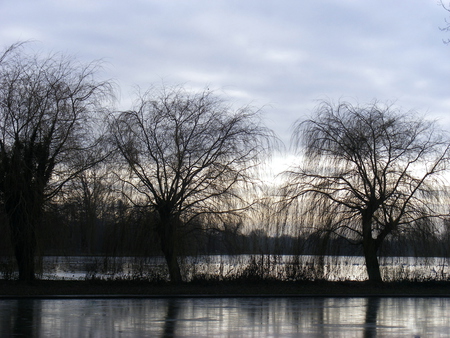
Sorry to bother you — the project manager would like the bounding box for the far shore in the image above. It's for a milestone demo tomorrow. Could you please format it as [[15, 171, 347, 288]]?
[[1, 280, 450, 298]]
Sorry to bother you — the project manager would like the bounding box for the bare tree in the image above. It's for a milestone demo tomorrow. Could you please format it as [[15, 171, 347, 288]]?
[[0, 43, 113, 281], [440, 1, 450, 44], [109, 86, 273, 282], [284, 101, 450, 283], [61, 163, 118, 255]]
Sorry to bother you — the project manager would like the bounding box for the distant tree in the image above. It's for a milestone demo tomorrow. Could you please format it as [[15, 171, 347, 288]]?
[[440, 1, 450, 43], [0, 43, 113, 281], [61, 163, 118, 255], [109, 86, 273, 282], [284, 101, 450, 283]]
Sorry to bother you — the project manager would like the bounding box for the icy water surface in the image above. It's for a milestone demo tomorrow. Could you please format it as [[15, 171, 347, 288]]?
[[25, 255, 450, 282], [0, 297, 449, 337]]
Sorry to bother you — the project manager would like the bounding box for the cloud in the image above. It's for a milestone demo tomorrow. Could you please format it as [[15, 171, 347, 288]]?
[[1, 0, 449, 146]]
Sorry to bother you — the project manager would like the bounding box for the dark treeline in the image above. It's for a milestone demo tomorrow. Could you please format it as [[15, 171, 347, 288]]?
[[1, 202, 448, 258], [2, 43, 450, 283]]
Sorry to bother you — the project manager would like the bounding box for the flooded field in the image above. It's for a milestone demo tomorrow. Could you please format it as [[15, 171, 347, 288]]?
[[8, 255, 449, 282]]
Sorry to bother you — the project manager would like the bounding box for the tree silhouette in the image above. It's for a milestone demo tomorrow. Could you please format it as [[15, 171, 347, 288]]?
[[0, 43, 113, 281], [285, 101, 450, 282], [109, 86, 272, 282]]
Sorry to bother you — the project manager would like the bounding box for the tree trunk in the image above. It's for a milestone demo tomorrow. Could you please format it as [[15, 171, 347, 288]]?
[[14, 234, 36, 282], [157, 213, 183, 283], [5, 188, 42, 283], [9, 216, 37, 283], [363, 241, 382, 283], [362, 214, 383, 283], [164, 247, 182, 284]]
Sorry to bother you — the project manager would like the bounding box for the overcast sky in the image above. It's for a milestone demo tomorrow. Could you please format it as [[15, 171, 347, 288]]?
[[1, 0, 450, 148]]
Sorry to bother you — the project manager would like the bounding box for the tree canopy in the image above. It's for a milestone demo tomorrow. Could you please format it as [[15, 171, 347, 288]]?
[[109, 86, 273, 282], [0, 43, 113, 281], [285, 101, 450, 282]]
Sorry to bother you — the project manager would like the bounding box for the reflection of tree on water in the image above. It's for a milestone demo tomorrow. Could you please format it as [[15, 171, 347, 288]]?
[[235, 297, 327, 336], [1, 297, 448, 336], [0, 299, 41, 337], [364, 298, 380, 338], [162, 299, 179, 338], [235, 297, 382, 337], [14, 300, 34, 337]]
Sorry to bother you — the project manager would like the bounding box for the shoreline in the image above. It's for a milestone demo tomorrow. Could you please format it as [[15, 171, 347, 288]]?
[[1, 280, 450, 298]]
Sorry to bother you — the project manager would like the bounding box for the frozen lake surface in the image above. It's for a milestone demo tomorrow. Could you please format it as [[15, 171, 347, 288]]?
[[11, 255, 450, 282], [0, 297, 449, 337]]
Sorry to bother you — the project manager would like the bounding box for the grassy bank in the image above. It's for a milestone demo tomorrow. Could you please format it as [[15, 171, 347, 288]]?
[[1, 280, 450, 297]]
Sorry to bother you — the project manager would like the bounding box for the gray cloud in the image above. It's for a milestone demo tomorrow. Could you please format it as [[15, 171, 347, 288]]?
[[1, 0, 450, 145]]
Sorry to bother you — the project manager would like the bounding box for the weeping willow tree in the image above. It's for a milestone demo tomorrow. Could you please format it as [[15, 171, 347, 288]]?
[[109, 86, 273, 283], [284, 101, 450, 283], [0, 43, 113, 282]]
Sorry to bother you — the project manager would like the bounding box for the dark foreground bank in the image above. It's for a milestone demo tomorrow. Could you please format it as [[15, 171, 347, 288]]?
[[1, 280, 450, 297]]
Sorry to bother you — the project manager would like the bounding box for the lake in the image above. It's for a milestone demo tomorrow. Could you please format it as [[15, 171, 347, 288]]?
[[16, 255, 450, 282], [0, 297, 449, 337]]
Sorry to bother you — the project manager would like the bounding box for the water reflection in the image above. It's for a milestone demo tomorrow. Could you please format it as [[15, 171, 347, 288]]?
[[364, 298, 380, 338], [0, 297, 449, 337], [163, 299, 179, 338], [0, 299, 41, 337]]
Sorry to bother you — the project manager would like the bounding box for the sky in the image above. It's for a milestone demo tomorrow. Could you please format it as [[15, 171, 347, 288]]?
[[1, 0, 450, 152]]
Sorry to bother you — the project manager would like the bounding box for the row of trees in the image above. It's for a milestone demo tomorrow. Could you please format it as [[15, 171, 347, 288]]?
[[0, 43, 272, 283], [1, 43, 450, 283]]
